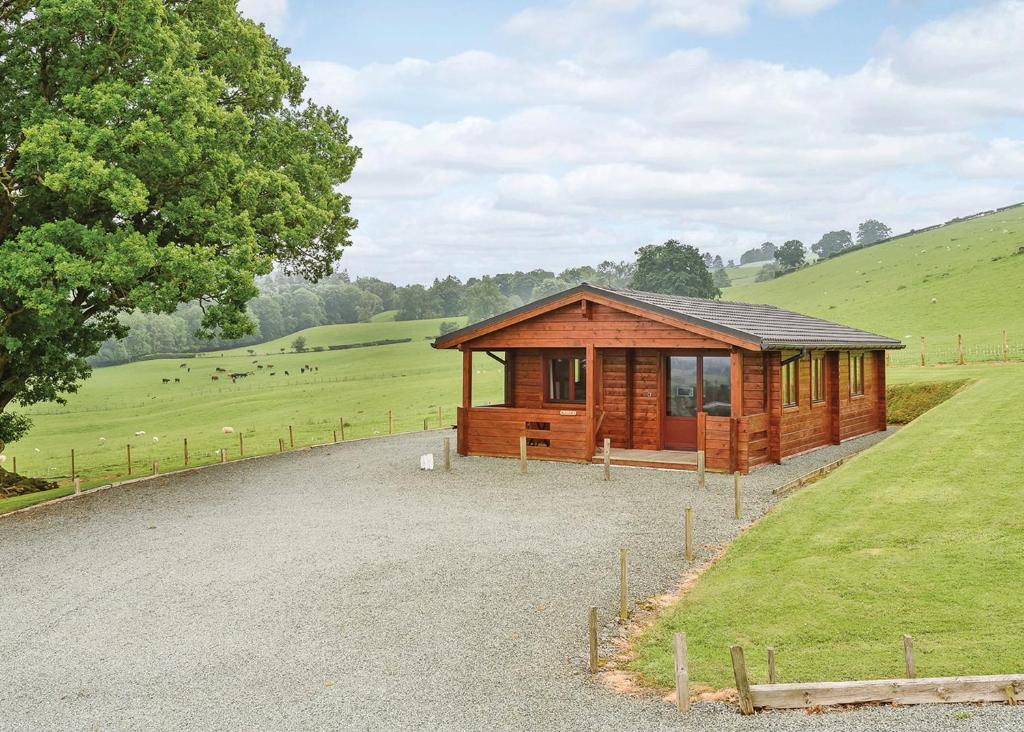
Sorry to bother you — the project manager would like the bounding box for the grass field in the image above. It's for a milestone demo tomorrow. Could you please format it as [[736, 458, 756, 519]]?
[[724, 206, 1024, 363], [0, 316, 504, 513], [631, 361, 1024, 690]]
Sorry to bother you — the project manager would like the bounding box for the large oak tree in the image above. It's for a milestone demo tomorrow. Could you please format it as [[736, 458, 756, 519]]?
[[0, 0, 359, 445]]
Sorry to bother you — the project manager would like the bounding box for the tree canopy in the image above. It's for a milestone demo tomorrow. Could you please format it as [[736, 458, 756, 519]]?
[[629, 241, 720, 299], [774, 239, 807, 272], [856, 219, 892, 247], [0, 0, 359, 443], [811, 230, 854, 259]]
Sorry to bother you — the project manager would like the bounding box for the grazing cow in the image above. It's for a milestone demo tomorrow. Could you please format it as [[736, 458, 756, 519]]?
[[211, 375, 219, 381], [161, 378, 171, 384], [215, 367, 227, 373], [315, 367, 319, 372], [266, 364, 274, 369], [174, 378, 180, 383], [257, 365, 263, 369], [300, 367, 305, 374], [284, 370, 290, 376], [269, 372, 276, 376], [179, 363, 188, 368]]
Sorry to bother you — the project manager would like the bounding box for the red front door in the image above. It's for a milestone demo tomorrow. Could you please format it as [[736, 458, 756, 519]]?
[[663, 355, 698, 450]]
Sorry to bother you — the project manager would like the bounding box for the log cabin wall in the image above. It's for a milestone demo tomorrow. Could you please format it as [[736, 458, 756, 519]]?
[[510, 349, 543, 409], [780, 352, 833, 458], [837, 350, 885, 441], [629, 349, 661, 450], [597, 349, 629, 448]]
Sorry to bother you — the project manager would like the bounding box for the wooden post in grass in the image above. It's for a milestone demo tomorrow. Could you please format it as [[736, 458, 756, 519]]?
[[920, 336, 926, 366], [11, 456, 15, 474], [423, 418, 428, 431], [220, 448, 226, 464], [674, 632, 689, 712], [958, 334, 966, 365], [685, 507, 694, 561], [74, 477, 81, 495], [903, 634, 915, 679], [127, 444, 133, 475], [443, 437, 451, 471], [339, 417, 345, 441], [767, 647, 777, 683], [603, 438, 611, 481], [333, 429, 338, 443], [388, 410, 393, 435], [183, 437, 189, 466], [238, 433, 244, 457], [152, 461, 159, 476], [734, 472, 742, 519], [588, 607, 599, 673], [1004, 330, 1010, 362], [278, 437, 285, 453], [437, 405, 443, 428], [618, 547, 628, 621], [289, 425, 294, 448], [519, 435, 527, 475], [697, 450, 706, 490], [71, 449, 76, 480], [731, 645, 754, 715]]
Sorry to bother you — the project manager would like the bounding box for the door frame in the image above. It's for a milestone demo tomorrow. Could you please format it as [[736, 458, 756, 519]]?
[[659, 349, 732, 451]]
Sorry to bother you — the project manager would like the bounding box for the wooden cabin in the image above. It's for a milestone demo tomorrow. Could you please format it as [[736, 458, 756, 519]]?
[[433, 284, 904, 473]]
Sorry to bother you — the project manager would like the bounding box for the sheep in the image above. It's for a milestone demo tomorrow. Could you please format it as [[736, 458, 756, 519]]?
[[134, 431, 146, 437], [222, 426, 235, 434], [152, 437, 160, 443]]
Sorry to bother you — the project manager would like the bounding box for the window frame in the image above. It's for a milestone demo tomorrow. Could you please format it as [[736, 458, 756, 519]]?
[[850, 352, 865, 397], [781, 357, 799, 408], [543, 350, 587, 404], [811, 354, 826, 404]]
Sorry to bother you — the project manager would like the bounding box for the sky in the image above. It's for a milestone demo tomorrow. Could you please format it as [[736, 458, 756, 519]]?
[[237, 0, 1024, 284]]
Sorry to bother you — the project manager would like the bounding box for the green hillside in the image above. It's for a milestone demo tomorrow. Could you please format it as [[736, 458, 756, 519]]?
[[724, 205, 1024, 363], [1, 317, 504, 510]]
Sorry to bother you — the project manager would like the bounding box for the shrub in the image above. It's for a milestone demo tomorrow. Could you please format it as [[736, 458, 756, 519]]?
[[886, 380, 969, 424]]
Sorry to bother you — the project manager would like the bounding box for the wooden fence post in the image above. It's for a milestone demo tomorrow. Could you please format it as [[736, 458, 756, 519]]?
[[588, 607, 599, 673], [289, 425, 295, 448], [674, 632, 689, 712], [904, 634, 915, 678], [152, 461, 159, 476], [71, 448, 76, 480], [220, 448, 226, 464], [731, 645, 754, 715], [443, 437, 451, 471], [239, 432, 244, 457], [697, 450, 706, 490], [333, 429, 338, 443], [423, 418, 428, 431], [1004, 330, 1010, 362], [920, 336, 926, 367], [278, 437, 285, 453], [958, 334, 966, 365], [685, 506, 694, 561], [619, 547, 628, 621], [11, 456, 15, 474], [437, 405, 443, 428], [519, 435, 527, 475], [734, 472, 742, 519], [768, 646, 777, 683], [388, 410, 393, 435], [339, 417, 345, 441], [184, 437, 189, 466], [603, 437, 611, 481], [127, 444, 133, 475], [74, 477, 81, 495]]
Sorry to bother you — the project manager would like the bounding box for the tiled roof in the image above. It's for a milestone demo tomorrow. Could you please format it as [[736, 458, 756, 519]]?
[[433, 283, 905, 350], [592, 285, 905, 350]]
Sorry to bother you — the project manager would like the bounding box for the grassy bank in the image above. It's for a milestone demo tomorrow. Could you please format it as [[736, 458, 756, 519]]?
[[631, 362, 1024, 689]]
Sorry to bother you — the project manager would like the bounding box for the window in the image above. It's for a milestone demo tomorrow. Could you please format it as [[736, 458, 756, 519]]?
[[811, 355, 825, 403], [850, 353, 865, 396], [701, 356, 732, 417], [546, 354, 586, 403], [782, 358, 798, 407]]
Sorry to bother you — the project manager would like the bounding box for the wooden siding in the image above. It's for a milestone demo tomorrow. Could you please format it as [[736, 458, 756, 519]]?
[[598, 349, 629, 448], [837, 350, 884, 441], [510, 349, 543, 409], [459, 406, 589, 462], [464, 302, 734, 350], [780, 352, 833, 458], [630, 349, 660, 450]]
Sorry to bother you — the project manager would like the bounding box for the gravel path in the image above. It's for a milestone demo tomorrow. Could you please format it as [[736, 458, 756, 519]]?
[[1, 429, 1021, 731]]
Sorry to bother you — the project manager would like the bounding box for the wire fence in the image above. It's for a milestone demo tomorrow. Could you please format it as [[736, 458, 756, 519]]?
[[1, 406, 458, 510], [886, 334, 1024, 367]]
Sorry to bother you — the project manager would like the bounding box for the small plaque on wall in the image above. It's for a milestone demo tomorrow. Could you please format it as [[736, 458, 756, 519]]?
[[559, 409, 578, 416]]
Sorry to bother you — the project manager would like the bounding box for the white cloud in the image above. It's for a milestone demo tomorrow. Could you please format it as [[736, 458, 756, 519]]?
[[766, 0, 840, 15], [237, 0, 289, 33], [298, 1, 1024, 282]]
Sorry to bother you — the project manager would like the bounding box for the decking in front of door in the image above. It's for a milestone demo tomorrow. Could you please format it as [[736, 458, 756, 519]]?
[[592, 447, 699, 471]]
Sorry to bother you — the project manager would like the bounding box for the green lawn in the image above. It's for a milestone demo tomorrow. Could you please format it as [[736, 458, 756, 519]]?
[[0, 316, 504, 513], [724, 206, 1024, 364], [631, 361, 1024, 690]]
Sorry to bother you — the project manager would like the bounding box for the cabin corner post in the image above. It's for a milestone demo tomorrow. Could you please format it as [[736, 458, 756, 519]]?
[[875, 349, 887, 432], [458, 348, 472, 456], [730, 350, 744, 473], [766, 352, 782, 464]]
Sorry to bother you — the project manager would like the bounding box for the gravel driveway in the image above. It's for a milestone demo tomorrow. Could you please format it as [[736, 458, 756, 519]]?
[[1, 429, 1021, 731]]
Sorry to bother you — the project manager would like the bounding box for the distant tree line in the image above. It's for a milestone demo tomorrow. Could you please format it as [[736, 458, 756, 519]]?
[[751, 219, 892, 282]]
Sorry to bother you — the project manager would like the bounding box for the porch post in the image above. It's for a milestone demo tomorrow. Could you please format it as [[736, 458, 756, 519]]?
[[730, 350, 744, 474], [586, 343, 597, 461], [462, 348, 472, 409]]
